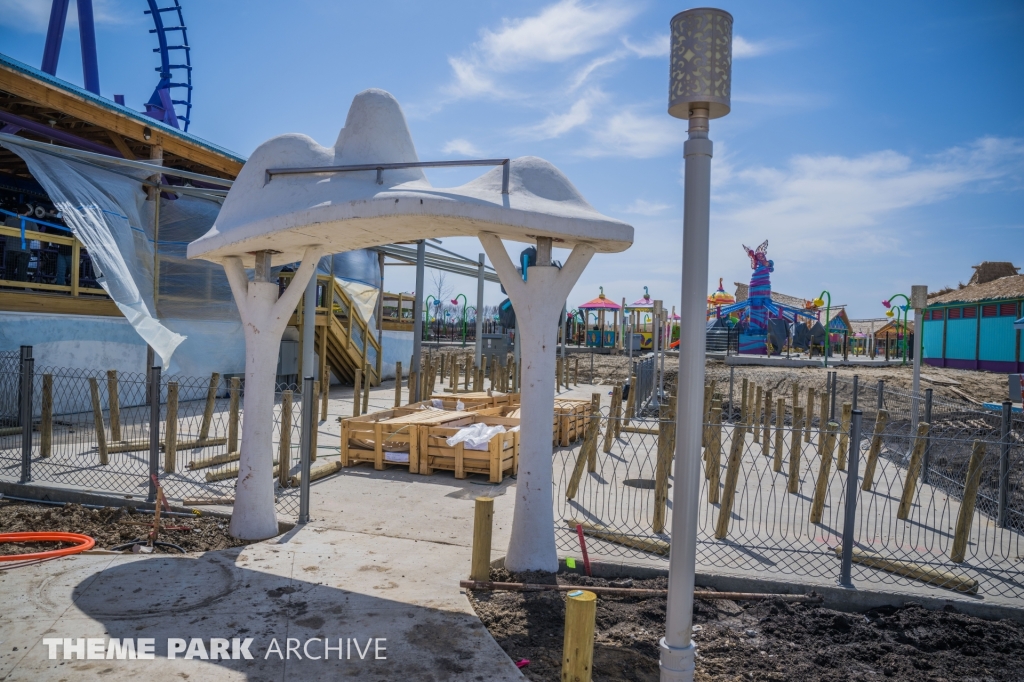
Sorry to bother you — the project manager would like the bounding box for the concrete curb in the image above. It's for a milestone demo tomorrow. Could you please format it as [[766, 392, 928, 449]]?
[[546, 557, 1024, 624]]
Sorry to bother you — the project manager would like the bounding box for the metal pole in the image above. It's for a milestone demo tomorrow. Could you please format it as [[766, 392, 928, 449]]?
[[998, 400, 1011, 528], [19, 346, 33, 484], [411, 241, 425, 401], [839, 409, 863, 588], [561, 302, 567, 389], [829, 371, 837, 421], [475, 253, 485, 369], [851, 374, 859, 412], [922, 389, 933, 485], [651, 300, 662, 407], [910, 286, 927, 431], [298, 375, 315, 524], [147, 364, 161, 502], [876, 379, 884, 411], [302, 268, 317, 385], [662, 104, 713, 680]]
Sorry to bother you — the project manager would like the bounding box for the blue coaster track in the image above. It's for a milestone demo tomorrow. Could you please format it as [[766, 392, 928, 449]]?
[[145, 0, 193, 131]]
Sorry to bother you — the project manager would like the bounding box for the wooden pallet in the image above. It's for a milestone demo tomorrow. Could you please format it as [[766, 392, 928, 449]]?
[[340, 407, 476, 473], [420, 415, 519, 482]]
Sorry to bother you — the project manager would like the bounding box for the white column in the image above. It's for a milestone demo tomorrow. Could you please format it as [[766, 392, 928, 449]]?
[[223, 245, 324, 540], [302, 270, 317, 379], [910, 285, 927, 430], [411, 240, 425, 398], [480, 233, 594, 572], [661, 108, 712, 680]]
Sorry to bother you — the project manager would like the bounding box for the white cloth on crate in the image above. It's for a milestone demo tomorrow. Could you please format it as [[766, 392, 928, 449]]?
[[445, 422, 506, 451]]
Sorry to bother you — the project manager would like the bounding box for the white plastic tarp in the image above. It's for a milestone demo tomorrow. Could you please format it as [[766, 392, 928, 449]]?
[[4, 142, 185, 366]]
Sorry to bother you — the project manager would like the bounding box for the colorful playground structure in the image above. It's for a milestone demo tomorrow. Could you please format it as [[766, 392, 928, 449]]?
[[578, 287, 621, 348]]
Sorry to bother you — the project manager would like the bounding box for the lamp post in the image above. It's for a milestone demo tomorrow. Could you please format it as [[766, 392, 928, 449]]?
[[452, 294, 468, 346], [813, 290, 831, 368], [663, 8, 732, 682], [424, 295, 436, 341], [909, 285, 928, 429], [883, 294, 910, 366]]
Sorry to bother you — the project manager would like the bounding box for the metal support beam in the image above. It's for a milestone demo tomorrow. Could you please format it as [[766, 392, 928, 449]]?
[[411, 240, 425, 399], [77, 0, 100, 95], [41, 0, 71, 76], [475, 253, 485, 368]]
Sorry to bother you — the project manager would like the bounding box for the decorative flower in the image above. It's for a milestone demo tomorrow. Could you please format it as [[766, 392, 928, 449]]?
[[882, 300, 891, 308], [813, 297, 824, 308], [886, 309, 895, 318]]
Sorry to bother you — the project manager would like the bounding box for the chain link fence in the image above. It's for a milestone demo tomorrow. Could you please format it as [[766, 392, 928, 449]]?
[[0, 354, 314, 520], [556, 366, 1024, 603]]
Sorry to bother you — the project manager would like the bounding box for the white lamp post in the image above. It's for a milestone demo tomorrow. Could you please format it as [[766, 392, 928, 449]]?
[[662, 8, 732, 682]]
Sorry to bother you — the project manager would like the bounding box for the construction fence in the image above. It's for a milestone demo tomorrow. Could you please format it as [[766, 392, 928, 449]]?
[[0, 347, 328, 520], [556, 366, 1024, 603]]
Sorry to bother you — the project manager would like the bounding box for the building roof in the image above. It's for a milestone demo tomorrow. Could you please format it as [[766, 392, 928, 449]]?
[[847, 318, 887, 336], [733, 282, 808, 309], [874, 319, 915, 336], [969, 261, 1019, 285], [928, 274, 1024, 305], [0, 52, 243, 180]]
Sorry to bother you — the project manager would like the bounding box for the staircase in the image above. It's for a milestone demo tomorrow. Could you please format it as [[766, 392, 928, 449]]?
[[282, 273, 382, 387]]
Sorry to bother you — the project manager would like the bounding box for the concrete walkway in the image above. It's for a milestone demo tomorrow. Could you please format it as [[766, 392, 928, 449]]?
[[0, 380, 528, 681]]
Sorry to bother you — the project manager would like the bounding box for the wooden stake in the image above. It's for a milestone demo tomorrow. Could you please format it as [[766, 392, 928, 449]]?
[[408, 369, 418, 405], [804, 387, 815, 441], [321, 365, 330, 421], [279, 390, 292, 487], [701, 383, 713, 447], [470, 497, 494, 582], [88, 377, 108, 465], [228, 377, 240, 455], [773, 397, 784, 473], [715, 424, 746, 539], [837, 402, 852, 470], [897, 422, 931, 520], [762, 389, 773, 457], [362, 365, 370, 414], [569, 519, 670, 555], [567, 394, 602, 498], [612, 383, 624, 440], [352, 369, 363, 417], [706, 401, 722, 483], [164, 381, 178, 473], [787, 406, 804, 493], [573, 356, 579, 386], [40, 374, 52, 458], [624, 371, 637, 426], [835, 546, 978, 594], [740, 378, 748, 423], [861, 410, 889, 491], [810, 421, 838, 524], [562, 590, 597, 682], [951, 440, 987, 563], [819, 390, 829, 444], [198, 372, 220, 442], [106, 370, 122, 442], [602, 385, 620, 454], [393, 361, 403, 407], [653, 400, 676, 533], [753, 385, 762, 443]]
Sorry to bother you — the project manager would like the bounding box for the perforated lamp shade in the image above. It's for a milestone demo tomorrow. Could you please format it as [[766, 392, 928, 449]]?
[[668, 8, 733, 120]]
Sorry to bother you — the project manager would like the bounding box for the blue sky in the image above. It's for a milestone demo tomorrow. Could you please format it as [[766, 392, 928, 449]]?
[[2, 0, 1023, 318]]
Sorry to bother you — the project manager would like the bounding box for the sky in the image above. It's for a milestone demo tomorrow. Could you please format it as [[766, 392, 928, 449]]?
[[1, 0, 1023, 318]]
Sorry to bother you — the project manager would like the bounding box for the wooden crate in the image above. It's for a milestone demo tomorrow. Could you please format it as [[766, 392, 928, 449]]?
[[428, 392, 520, 409], [420, 415, 519, 482], [341, 408, 476, 473], [555, 399, 592, 447]]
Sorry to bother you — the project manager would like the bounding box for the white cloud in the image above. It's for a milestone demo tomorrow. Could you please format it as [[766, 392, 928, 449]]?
[[713, 137, 1024, 259], [622, 33, 668, 58], [442, 138, 484, 157], [732, 36, 771, 59], [515, 90, 605, 140], [623, 199, 671, 216], [446, 0, 637, 99], [582, 110, 685, 158], [0, 0, 128, 32], [568, 51, 625, 91]]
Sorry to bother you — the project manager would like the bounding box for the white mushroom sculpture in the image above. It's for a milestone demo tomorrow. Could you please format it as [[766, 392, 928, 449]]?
[[188, 89, 633, 571]]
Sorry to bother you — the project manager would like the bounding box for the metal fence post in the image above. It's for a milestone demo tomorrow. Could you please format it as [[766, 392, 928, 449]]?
[[298, 375, 314, 524], [839, 409, 863, 588], [148, 365, 161, 503], [19, 346, 33, 484], [999, 401, 1011, 528], [851, 375, 859, 411], [829, 371, 837, 421], [876, 379, 884, 411], [922, 389, 933, 485]]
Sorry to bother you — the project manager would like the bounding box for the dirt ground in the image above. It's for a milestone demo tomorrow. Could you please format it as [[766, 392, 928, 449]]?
[[0, 501, 253, 555], [469, 568, 1024, 682], [419, 346, 1010, 404]]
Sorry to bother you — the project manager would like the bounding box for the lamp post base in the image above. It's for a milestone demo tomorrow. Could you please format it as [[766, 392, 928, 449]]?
[[659, 637, 696, 682]]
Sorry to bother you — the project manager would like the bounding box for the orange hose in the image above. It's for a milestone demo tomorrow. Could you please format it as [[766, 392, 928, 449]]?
[[0, 532, 96, 562]]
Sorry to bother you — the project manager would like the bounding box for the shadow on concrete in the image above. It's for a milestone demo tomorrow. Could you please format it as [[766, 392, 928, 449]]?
[[67, 548, 516, 681]]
